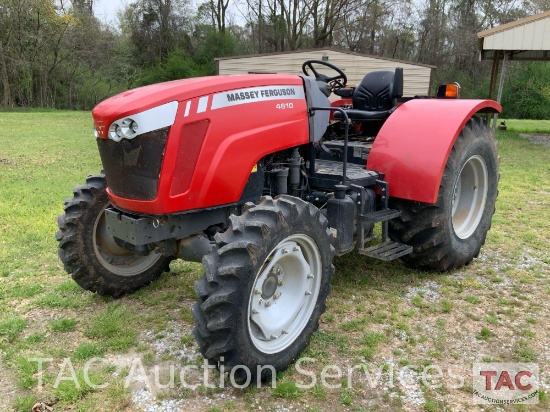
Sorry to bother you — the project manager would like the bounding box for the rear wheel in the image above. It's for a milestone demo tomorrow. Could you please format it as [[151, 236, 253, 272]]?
[[192, 196, 334, 382], [389, 117, 499, 270], [56, 172, 172, 297]]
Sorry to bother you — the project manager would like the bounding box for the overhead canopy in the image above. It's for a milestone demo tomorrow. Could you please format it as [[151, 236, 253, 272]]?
[[477, 10, 550, 126], [478, 10, 550, 61]]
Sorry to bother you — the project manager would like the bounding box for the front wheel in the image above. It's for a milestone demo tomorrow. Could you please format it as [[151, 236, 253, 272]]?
[[389, 117, 499, 271], [192, 196, 335, 382], [56, 172, 172, 297]]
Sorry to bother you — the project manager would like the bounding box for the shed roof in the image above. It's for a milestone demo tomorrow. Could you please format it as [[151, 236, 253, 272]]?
[[477, 10, 550, 60]]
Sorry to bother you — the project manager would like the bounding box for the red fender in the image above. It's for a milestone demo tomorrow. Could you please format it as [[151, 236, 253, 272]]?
[[366, 99, 501, 204]]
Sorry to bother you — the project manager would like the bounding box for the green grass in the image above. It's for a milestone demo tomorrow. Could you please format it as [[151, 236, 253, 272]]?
[[476, 327, 493, 341], [272, 381, 302, 399], [53, 369, 100, 402], [84, 304, 138, 351], [0, 111, 549, 410], [72, 343, 105, 361], [499, 119, 550, 133], [49, 318, 78, 332], [12, 395, 37, 412], [424, 400, 439, 411], [440, 300, 453, 313], [465, 296, 480, 304], [359, 332, 384, 361], [0, 317, 27, 343]]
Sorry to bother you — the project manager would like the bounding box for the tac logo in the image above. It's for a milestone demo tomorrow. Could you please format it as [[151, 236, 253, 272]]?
[[473, 363, 539, 404]]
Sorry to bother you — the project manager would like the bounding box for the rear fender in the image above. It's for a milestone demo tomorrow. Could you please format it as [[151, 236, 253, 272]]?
[[366, 99, 501, 204]]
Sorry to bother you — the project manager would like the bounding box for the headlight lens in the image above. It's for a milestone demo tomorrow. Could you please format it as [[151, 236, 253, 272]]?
[[120, 118, 138, 139], [109, 123, 122, 142]]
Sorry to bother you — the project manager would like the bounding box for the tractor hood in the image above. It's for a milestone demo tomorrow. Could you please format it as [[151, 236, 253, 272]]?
[[92, 74, 304, 139]]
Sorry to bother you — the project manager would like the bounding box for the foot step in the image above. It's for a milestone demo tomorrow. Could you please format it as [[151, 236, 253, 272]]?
[[360, 209, 401, 223], [358, 241, 413, 261]]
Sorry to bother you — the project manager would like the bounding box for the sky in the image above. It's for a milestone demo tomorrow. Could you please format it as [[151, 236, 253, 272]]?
[[93, 0, 126, 27], [92, 0, 245, 29]]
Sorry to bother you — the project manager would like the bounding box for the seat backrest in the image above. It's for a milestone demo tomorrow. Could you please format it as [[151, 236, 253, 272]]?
[[353, 68, 404, 112]]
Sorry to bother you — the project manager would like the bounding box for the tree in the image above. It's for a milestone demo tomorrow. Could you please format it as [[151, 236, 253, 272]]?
[[0, 0, 548, 117], [209, 0, 230, 33], [501, 62, 550, 119], [416, 0, 450, 66], [309, 0, 352, 48], [72, 0, 93, 15], [121, 0, 191, 67]]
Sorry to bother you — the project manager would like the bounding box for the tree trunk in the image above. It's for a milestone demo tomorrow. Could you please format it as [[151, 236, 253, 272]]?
[[0, 41, 12, 108]]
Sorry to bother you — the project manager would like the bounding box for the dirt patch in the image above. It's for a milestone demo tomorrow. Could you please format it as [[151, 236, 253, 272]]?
[[520, 133, 550, 147], [0, 355, 20, 408]]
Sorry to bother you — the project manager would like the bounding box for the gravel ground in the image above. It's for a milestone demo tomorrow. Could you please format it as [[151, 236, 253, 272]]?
[[382, 358, 426, 407], [141, 321, 198, 363], [520, 133, 550, 147], [404, 280, 442, 303], [125, 248, 549, 412]]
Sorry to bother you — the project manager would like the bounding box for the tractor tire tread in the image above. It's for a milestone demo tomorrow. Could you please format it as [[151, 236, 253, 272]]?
[[193, 196, 334, 381], [56, 172, 172, 297], [389, 117, 499, 271]]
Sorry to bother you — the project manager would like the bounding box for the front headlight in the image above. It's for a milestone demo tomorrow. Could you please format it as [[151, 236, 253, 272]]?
[[121, 118, 139, 138], [109, 123, 123, 142], [106, 101, 178, 142]]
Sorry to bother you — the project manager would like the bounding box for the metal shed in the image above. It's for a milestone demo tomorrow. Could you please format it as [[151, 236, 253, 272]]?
[[478, 10, 550, 106], [478, 10, 550, 62], [216, 49, 436, 97]]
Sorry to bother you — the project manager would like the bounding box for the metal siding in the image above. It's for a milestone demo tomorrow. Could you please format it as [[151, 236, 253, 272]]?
[[525, 22, 544, 50], [503, 29, 515, 49], [495, 32, 505, 49], [544, 19, 550, 49], [218, 50, 432, 96], [482, 16, 550, 51], [489, 32, 501, 49], [511, 25, 525, 49], [532, 20, 544, 49]]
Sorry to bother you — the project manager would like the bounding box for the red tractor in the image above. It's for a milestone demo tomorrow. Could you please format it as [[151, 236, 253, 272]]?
[[57, 60, 500, 381]]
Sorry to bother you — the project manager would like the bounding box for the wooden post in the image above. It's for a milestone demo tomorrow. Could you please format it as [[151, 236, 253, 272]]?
[[488, 50, 501, 100], [487, 50, 500, 124], [493, 51, 509, 130]]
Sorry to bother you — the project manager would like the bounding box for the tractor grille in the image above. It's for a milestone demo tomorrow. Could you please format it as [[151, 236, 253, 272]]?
[[97, 128, 169, 200]]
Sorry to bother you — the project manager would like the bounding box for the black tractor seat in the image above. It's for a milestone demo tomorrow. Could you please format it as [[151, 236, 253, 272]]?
[[334, 67, 403, 123]]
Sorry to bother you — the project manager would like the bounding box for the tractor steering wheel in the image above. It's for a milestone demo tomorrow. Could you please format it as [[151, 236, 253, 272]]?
[[302, 60, 347, 92]]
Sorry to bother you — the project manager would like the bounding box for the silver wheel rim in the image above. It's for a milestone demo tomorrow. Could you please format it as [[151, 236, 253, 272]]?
[[92, 205, 163, 276], [247, 234, 322, 354], [452, 155, 488, 239]]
